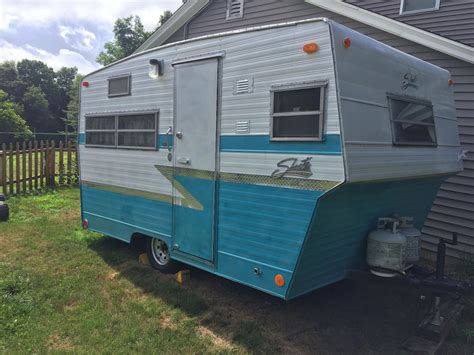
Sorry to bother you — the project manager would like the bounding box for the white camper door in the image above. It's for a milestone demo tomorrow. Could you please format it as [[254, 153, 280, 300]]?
[[172, 58, 219, 262]]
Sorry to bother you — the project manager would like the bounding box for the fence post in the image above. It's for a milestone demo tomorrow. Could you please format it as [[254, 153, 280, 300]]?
[[22, 141, 27, 193], [59, 140, 64, 185], [8, 143, 13, 195], [34, 141, 38, 190], [1, 143, 6, 195], [28, 141, 33, 191], [67, 140, 72, 184], [15, 142, 20, 194], [40, 140, 45, 189]]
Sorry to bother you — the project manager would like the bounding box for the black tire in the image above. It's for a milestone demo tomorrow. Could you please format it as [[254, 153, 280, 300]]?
[[0, 195, 5, 202], [0, 204, 9, 222], [146, 237, 180, 273]]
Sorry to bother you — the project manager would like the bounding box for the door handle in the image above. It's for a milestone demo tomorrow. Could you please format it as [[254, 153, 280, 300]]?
[[177, 157, 190, 165], [176, 131, 183, 139]]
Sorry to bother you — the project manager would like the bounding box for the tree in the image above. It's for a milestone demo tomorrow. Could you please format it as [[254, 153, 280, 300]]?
[[62, 74, 83, 135], [0, 90, 32, 142], [0, 61, 27, 102], [159, 10, 173, 27], [56, 67, 78, 119], [96, 16, 152, 66], [22, 86, 54, 132]]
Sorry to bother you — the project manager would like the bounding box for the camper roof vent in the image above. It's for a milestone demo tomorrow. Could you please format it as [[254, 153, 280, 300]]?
[[227, 0, 244, 20], [234, 78, 253, 95]]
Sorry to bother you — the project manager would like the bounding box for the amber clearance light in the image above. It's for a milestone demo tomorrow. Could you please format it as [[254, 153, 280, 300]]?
[[343, 37, 352, 48], [303, 42, 320, 54], [275, 274, 285, 287]]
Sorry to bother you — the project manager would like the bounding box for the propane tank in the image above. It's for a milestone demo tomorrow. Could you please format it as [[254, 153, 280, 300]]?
[[366, 218, 407, 277], [399, 216, 421, 265]]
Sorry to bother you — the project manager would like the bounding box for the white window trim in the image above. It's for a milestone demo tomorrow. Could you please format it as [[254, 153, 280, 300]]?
[[399, 0, 441, 15], [85, 111, 159, 150], [226, 0, 244, 21], [269, 81, 327, 142]]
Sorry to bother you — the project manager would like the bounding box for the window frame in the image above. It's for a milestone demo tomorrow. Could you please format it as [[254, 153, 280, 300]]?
[[269, 81, 327, 142], [108, 74, 132, 98], [226, 0, 244, 21], [387, 93, 438, 147], [85, 110, 159, 150], [399, 0, 440, 15]]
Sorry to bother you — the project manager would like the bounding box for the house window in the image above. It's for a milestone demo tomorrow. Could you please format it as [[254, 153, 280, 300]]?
[[270, 82, 326, 141], [85, 112, 158, 149], [226, 0, 244, 20], [108, 75, 131, 97], [400, 0, 440, 14], [388, 95, 437, 146]]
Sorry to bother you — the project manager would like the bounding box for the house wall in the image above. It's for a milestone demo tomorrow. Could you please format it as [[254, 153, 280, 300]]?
[[163, 0, 474, 259], [344, 0, 474, 47]]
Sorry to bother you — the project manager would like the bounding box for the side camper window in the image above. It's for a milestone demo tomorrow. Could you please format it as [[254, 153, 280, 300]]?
[[270, 83, 326, 141], [85, 112, 158, 149], [388, 95, 437, 146]]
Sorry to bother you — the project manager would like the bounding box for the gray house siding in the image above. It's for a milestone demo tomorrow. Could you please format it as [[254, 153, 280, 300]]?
[[344, 0, 474, 47], [164, 0, 474, 259]]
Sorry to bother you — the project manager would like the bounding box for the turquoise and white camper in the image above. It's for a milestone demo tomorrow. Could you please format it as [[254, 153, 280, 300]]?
[[79, 18, 463, 299]]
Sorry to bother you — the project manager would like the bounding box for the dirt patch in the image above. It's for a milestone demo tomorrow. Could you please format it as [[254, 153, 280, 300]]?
[[47, 334, 73, 351], [62, 299, 78, 312], [159, 315, 177, 331], [198, 325, 234, 351]]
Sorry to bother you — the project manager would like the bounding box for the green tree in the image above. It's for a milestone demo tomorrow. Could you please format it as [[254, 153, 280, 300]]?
[[62, 74, 83, 135], [96, 16, 152, 66], [22, 86, 54, 132], [159, 10, 173, 27], [56, 66, 78, 118], [0, 61, 27, 102], [0, 90, 32, 142]]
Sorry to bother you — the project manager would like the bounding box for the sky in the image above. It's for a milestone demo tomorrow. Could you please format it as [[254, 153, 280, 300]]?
[[0, 0, 183, 74]]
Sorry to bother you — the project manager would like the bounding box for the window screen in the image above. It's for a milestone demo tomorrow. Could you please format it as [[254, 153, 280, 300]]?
[[117, 114, 156, 148], [401, 0, 439, 14], [85, 116, 116, 146], [108, 75, 131, 97], [227, 0, 244, 20], [271, 85, 325, 140], [85, 112, 157, 149], [388, 96, 437, 146]]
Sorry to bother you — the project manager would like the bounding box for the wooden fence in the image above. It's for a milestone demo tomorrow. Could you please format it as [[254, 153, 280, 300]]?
[[0, 140, 78, 196]]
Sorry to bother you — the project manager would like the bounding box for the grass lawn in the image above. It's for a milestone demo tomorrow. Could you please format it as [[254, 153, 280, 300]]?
[[1, 188, 473, 354]]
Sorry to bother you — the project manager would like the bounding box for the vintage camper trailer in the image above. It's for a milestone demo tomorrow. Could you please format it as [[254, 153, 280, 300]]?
[[79, 18, 463, 300]]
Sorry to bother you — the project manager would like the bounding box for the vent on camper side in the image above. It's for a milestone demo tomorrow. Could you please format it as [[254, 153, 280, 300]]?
[[227, 0, 244, 20], [233, 78, 253, 95], [235, 121, 250, 134]]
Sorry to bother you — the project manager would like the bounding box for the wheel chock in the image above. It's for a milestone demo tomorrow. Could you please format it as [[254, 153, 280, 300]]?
[[175, 270, 190, 284], [138, 253, 150, 265]]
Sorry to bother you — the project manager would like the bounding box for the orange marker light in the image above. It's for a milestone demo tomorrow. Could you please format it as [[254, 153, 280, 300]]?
[[275, 274, 285, 287], [343, 37, 351, 48], [303, 42, 320, 54], [448, 79, 454, 86]]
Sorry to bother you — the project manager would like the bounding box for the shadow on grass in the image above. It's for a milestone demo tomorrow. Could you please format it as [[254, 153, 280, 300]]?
[[89, 236, 471, 354]]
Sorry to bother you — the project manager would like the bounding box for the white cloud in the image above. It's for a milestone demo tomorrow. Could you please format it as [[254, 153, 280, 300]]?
[[0, 39, 100, 74], [59, 25, 97, 51], [0, 0, 183, 31]]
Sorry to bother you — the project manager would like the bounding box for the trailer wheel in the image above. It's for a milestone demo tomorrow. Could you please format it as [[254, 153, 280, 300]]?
[[0, 203, 9, 222], [147, 237, 180, 273]]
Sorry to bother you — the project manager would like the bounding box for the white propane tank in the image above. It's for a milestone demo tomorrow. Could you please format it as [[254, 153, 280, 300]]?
[[366, 218, 407, 277], [399, 216, 421, 265]]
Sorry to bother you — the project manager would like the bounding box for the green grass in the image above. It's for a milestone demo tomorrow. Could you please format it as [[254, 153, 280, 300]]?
[[0, 188, 472, 354], [0, 188, 254, 353]]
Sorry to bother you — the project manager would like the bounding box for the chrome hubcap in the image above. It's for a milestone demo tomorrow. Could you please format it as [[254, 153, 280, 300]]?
[[151, 239, 169, 266]]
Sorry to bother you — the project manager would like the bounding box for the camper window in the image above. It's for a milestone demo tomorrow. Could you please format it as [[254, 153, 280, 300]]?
[[108, 75, 131, 97], [85, 116, 116, 147], [400, 0, 440, 14], [271, 84, 325, 141], [117, 114, 157, 148], [388, 95, 437, 146], [85, 112, 158, 149]]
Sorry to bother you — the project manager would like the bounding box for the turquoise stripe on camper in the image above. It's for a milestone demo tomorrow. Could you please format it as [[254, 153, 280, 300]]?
[[220, 134, 342, 154], [79, 133, 85, 144]]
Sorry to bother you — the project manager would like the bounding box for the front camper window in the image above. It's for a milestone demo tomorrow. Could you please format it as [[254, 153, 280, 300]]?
[[271, 83, 325, 141], [108, 75, 131, 97], [388, 95, 437, 146], [85, 112, 158, 149]]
